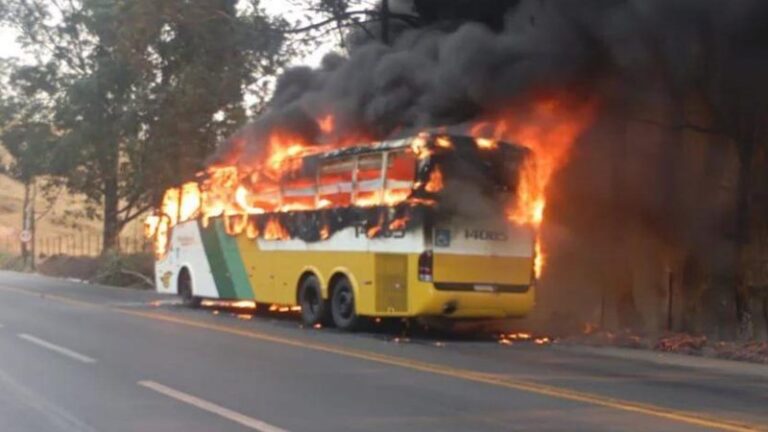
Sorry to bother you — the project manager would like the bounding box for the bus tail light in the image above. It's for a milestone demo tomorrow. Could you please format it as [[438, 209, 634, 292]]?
[[418, 250, 433, 282]]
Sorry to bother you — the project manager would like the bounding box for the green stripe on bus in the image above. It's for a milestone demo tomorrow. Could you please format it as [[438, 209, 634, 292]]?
[[213, 220, 254, 300], [198, 220, 238, 299]]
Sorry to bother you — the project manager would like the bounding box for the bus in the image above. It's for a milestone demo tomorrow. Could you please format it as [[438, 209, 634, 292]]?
[[149, 133, 537, 330]]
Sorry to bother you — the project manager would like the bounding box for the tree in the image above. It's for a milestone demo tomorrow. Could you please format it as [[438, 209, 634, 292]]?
[[117, 0, 293, 207], [2, 0, 292, 252], [283, 0, 420, 47], [0, 62, 59, 267]]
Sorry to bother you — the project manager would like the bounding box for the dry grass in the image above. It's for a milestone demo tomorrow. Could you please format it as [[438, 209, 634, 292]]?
[[0, 145, 147, 258], [0, 177, 145, 252], [1, 145, 104, 239], [0, 173, 104, 239]]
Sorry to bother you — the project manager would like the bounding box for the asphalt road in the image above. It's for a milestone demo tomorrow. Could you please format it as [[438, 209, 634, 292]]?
[[0, 271, 766, 432]]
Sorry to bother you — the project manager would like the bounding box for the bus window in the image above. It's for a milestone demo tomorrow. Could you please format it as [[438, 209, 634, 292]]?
[[386, 150, 416, 187], [319, 157, 354, 207], [356, 153, 383, 206], [282, 173, 316, 211]]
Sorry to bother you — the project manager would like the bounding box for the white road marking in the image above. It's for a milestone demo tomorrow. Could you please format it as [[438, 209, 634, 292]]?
[[138, 380, 289, 432], [17, 334, 97, 364]]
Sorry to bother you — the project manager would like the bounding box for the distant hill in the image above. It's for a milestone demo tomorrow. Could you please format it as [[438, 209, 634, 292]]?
[[0, 144, 145, 253]]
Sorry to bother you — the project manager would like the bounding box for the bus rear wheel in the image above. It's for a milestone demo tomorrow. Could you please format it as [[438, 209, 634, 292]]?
[[178, 268, 201, 309], [331, 277, 361, 331], [298, 275, 328, 327]]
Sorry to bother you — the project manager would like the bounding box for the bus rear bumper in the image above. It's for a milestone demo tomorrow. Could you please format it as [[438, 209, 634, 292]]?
[[413, 286, 535, 319]]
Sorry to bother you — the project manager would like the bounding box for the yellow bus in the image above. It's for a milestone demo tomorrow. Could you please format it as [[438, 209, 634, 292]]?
[[149, 133, 536, 330]]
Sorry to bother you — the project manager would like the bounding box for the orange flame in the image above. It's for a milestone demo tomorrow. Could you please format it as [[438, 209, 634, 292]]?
[[435, 135, 453, 149], [246, 219, 260, 239], [472, 95, 597, 278], [263, 217, 289, 241], [317, 114, 334, 134], [388, 217, 408, 230], [179, 182, 201, 221], [224, 214, 248, 236], [534, 235, 545, 279], [424, 166, 444, 193], [410, 132, 431, 159]]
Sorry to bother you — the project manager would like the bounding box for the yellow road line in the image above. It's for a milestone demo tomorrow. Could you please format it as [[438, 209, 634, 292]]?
[[0, 284, 764, 431]]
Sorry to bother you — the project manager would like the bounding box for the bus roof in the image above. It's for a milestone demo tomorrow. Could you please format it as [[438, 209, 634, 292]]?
[[305, 133, 526, 163]]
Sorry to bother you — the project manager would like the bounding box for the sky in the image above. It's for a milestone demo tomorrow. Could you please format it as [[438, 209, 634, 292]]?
[[0, 27, 23, 60]]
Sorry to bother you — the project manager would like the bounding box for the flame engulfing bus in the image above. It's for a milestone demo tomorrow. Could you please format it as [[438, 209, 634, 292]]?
[[146, 133, 538, 330]]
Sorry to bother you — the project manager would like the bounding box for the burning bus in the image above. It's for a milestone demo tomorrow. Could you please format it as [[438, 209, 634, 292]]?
[[145, 132, 539, 330]]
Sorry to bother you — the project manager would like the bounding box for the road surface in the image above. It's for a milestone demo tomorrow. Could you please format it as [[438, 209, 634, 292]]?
[[0, 271, 766, 432]]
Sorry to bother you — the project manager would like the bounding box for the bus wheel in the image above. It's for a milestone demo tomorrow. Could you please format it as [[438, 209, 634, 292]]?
[[298, 275, 327, 327], [178, 268, 201, 309], [331, 277, 360, 331]]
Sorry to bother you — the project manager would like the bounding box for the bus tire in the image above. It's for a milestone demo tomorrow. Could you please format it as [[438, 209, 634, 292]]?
[[298, 275, 328, 327], [330, 276, 360, 331], [178, 268, 201, 309]]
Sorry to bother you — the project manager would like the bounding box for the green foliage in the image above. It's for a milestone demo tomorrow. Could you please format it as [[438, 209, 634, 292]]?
[[0, 62, 58, 183], [0, 0, 293, 249]]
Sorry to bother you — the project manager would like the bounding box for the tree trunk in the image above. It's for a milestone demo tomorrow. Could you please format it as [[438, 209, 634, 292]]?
[[734, 140, 755, 339], [102, 175, 119, 254], [29, 181, 36, 270], [763, 296, 768, 339], [20, 180, 34, 268]]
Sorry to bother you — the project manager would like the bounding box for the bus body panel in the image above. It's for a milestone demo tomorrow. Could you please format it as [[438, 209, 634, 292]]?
[[156, 216, 535, 319], [432, 216, 534, 286], [155, 220, 220, 298]]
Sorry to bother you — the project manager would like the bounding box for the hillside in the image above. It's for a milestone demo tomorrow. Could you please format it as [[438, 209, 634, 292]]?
[[0, 146, 145, 255]]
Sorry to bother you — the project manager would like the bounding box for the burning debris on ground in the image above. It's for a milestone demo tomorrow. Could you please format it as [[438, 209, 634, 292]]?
[[654, 334, 708, 354], [560, 327, 768, 364], [200, 299, 258, 310], [497, 332, 554, 346]]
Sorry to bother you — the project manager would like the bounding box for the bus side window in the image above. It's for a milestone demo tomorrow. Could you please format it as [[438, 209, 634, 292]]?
[[386, 151, 417, 200], [318, 157, 354, 207], [282, 172, 316, 210], [386, 151, 416, 184], [356, 154, 383, 204]]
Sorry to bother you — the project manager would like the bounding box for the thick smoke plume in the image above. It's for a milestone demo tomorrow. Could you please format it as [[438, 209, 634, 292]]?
[[216, 0, 768, 336], [215, 0, 603, 165]]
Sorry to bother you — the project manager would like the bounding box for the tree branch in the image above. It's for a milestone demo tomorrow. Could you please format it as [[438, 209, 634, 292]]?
[[119, 202, 154, 229], [34, 191, 59, 222], [279, 10, 419, 34]]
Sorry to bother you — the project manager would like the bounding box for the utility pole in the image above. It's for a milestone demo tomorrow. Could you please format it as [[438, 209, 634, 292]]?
[[381, 0, 390, 45]]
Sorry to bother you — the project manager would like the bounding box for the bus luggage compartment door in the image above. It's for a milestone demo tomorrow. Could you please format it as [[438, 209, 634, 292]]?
[[375, 254, 408, 313]]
